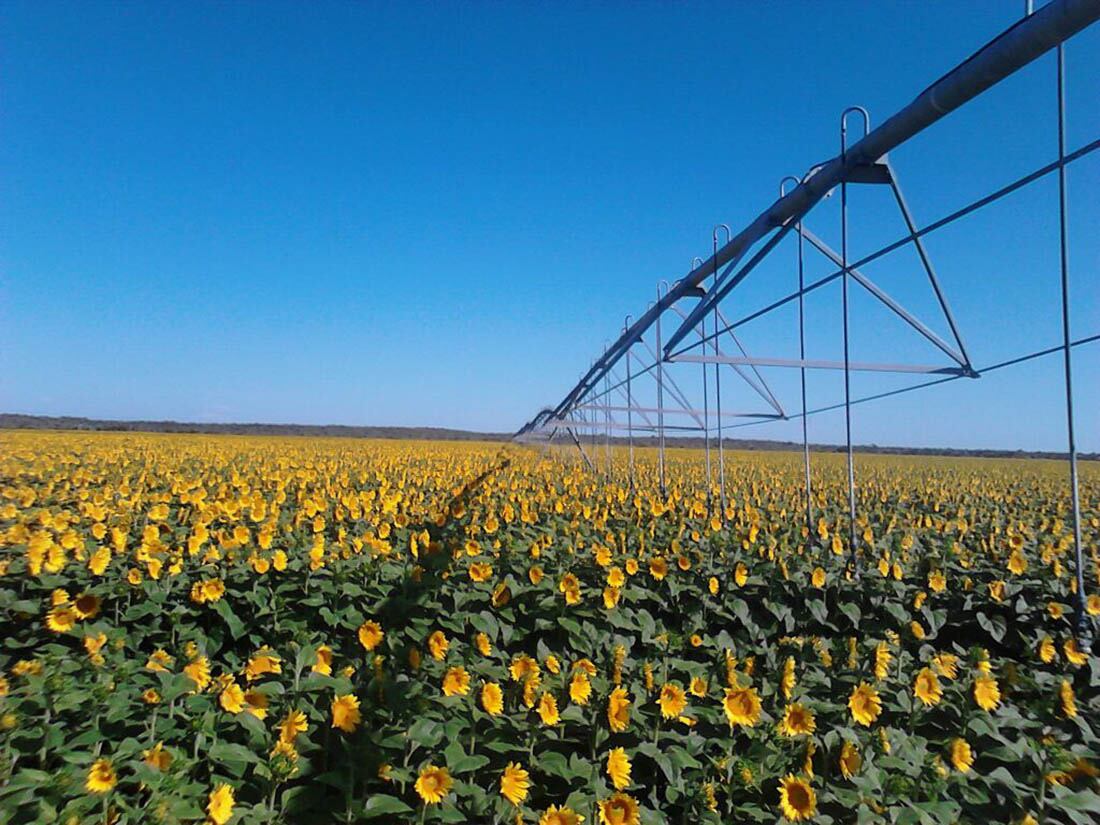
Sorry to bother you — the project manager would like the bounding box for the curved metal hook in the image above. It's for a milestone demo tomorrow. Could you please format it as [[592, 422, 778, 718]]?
[[779, 175, 801, 197], [840, 106, 871, 155], [712, 223, 732, 247]]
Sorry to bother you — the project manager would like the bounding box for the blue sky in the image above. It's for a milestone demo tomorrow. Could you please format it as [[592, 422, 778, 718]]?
[[1, 1, 1097, 451]]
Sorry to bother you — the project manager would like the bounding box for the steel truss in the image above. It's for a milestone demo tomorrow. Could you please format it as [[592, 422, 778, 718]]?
[[515, 0, 1100, 641]]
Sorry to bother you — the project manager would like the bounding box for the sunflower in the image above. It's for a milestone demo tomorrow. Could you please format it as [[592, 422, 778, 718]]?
[[811, 567, 826, 588], [950, 738, 974, 772], [607, 747, 632, 790], [481, 681, 504, 716], [142, 742, 172, 771], [777, 774, 816, 821], [72, 593, 101, 619], [184, 656, 211, 691], [573, 658, 598, 675], [207, 783, 235, 825], [500, 762, 530, 805], [734, 563, 748, 587], [358, 621, 384, 652], [973, 674, 1001, 711], [46, 605, 76, 633], [510, 654, 539, 682], [85, 758, 117, 794], [570, 671, 592, 705], [83, 632, 107, 665], [312, 645, 334, 675], [244, 690, 268, 719], [279, 709, 308, 743], [523, 674, 541, 708], [219, 680, 246, 714], [442, 666, 470, 697], [1064, 639, 1089, 666], [648, 557, 668, 581], [913, 667, 942, 707], [475, 632, 492, 656], [201, 578, 226, 602], [538, 692, 560, 726], [722, 686, 761, 728], [778, 703, 816, 737], [331, 693, 361, 733], [1060, 679, 1077, 718], [608, 687, 631, 732], [539, 805, 585, 825], [658, 683, 687, 719], [932, 653, 959, 679], [469, 562, 493, 582], [245, 647, 282, 681], [598, 792, 640, 825], [873, 642, 892, 681], [427, 630, 449, 661], [415, 764, 452, 805], [848, 682, 882, 726], [1039, 636, 1057, 664], [838, 740, 861, 779], [781, 657, 796, 700]]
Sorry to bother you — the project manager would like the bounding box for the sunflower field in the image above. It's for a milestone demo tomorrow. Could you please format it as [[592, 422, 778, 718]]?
[[1, 430, 1099, 825]]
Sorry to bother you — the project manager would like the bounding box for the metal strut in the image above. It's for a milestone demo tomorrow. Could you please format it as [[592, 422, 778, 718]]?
[[713, 225, 731, 515], [840, 106, 869, 576], [782, 174, 814, 540], [1055, 43, 1090, 645]]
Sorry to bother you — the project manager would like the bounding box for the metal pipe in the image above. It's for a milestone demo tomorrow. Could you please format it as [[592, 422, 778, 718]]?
[[655, 286, 667, 495], [625, 316, 635, 488], [782, 174, 814, 539], [713, 225, 731, 515], [841, 106, 870, 574], [603, 343, 612, 477], [1055, 44, 1090, 644], [694, 258, 712, 510]]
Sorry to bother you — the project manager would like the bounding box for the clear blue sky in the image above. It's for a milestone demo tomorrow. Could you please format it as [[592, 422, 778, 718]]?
[[1, 1, 1097, 451]]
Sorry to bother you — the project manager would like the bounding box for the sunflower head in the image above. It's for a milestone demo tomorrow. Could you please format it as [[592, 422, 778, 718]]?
[[949, 738, 974, 772], [848, 682, 882, 727], [723, 686, 762, 728], [85, 758, 117, 794], [778, 774, 816, 821], [330, 693, 361, 733], [598, 792, 640, 825], [539, 805, 585, 825], [778, 703, 816, 737], [500, 762, 529, 805], [415, 764, 453, 805], [913, 667, 943, 707], [606, 747, 632, 790]]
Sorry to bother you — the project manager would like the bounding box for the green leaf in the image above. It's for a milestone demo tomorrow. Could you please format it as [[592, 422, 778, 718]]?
[[362, 794, 414, 818], [211, 599, 246, 639]]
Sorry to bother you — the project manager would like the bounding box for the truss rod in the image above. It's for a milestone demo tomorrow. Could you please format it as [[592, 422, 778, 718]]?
[[721, 333, 1099, 430], [797, 226, 969, 369], [670, 135, 1100, 360]]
